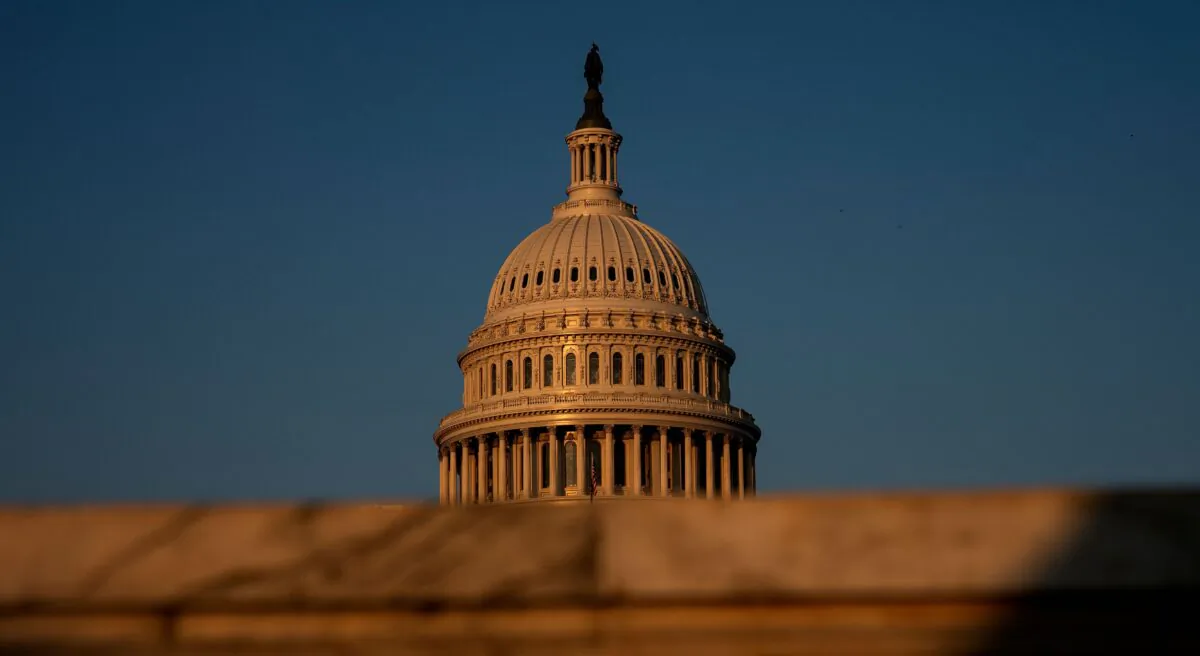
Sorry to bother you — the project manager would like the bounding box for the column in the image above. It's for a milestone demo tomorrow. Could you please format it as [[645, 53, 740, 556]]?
[[446, 446, 453, 508], [571, 146, 578, 185], [631, 426, 642, 496], [575, 426, 586, 495], [608, 144, 615, 184], [498, 433, 508, 501], [658, 426, 669, 497], [612, 144, 618, 185], [437, 449, 446, 504], [583, 142, 592, 181], [683, 430, 694, 499], [459, 442, 469, 504], [549, 429, 560, 496], [705, 431, 714, 500], [722, 434, 732, 501], [522, 429, 532, 500], [603, 425, 614, 496], [737, 437, 745, 500], [472, 438, 482, 506]]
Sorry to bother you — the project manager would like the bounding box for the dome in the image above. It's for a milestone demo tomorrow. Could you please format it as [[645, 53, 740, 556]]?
[[485, 212, 709, 324]]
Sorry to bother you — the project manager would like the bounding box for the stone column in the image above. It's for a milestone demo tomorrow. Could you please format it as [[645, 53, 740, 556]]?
[[631, 426, 642, 496], [737, 437, 745, 500], [522, 429, 532, 500], [612, 144, 618, 185], [583, 143, 592, 181], [683, 430, 694, 499], [603, 425, 615, 495], [575, 424, 586, 494], [472, 441, 482, 503], [722, 434, 732, 501], [658, 426, 669, 497], [549, 429, 560, 496], [437, 449, 445, 504], [497, 433, 508, 502], [704, 431, 714, 500], [460, 441, 470, 504], [448, 445, 459, 505]]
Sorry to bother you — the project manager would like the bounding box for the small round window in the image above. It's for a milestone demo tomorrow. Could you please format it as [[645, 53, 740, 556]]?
[[658, 271, 667, 287], [643, 268, 651, 284], [588, 266, 597, 281], [570, 267, 579, 282], [536, 270, 544, 285], [607, 266, 616, 281], [553, 268, 561, 284], [521, 273, 528, 288], [671, 273, 679, 288], [509, 277, 516, 291]]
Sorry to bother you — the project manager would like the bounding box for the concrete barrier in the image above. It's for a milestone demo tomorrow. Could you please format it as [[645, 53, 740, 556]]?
[[1, 488, 1198, 654]]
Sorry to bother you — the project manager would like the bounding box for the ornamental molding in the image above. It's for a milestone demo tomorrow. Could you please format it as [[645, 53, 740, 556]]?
[[458, 331, 735, 368]]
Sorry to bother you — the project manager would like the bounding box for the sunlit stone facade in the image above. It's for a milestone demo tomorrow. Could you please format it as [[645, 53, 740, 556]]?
[[433, 46, 761, 503]]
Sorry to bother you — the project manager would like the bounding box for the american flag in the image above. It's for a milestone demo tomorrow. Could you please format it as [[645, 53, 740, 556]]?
[[589, 454, 600, 502]]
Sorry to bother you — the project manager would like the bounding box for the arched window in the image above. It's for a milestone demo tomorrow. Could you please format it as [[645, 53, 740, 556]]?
[[658, 271, 667, 287], [509, 277, 516, 291], [643, 268, 652, 284], [565, 352, 577, 385], [521, 273, 528, 288], [692, 354, 701, 393], [614, 437, 626, 487], [490, 363, 497, 395], [552, 268, 561, 284], [570, 267, 579, 282], [607, 265, 616, 281], [675, 354, 685, 390], [655, 355, 666, 388], [611, 352, 623, 384], [536, 270, 544, 286], [565, 440, 577, 487], [543, 354, 554, 387], [523, 357, 533, 389], [588, 352, 600, 384], [634, 353, 645, 385], [625, 266, 634, 282], [588, 266, 597, 282], [505, 360, 514, 392]]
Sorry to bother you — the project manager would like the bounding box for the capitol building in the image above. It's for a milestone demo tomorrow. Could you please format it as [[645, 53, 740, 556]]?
[[433, 46, 761, 504]]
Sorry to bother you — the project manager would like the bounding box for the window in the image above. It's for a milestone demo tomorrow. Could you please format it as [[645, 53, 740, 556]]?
[[708, 359, 716, 397], [658, 271, 667, 287], [540, 442, 550, 488], [588, 352, 600, 384], [509, 277, 516, 291], [565, 440, 577, 487], [478, 367, 483, 398], [565, 352, 577, 385], [490, 363, 497, 395], [570, 267, 579, 282], [543, 354, 554, 387], [536, 270, 544, 286], [505, 360, 514, 392], [607, 266, 616, 281], [692, 354, 701, 393], [625, 267, 635, 282], [614, 438, 626, 486], [643, 268, 652, 284], [523, 357, 533, 389], [655, 355, 666, 387], [634, 353, 645, 385], [675, 354, 685, 390], [521, 273, 528, 288], [588, 266, 597, 282], [612, 352, 623, 384], [672, 273, 679, 289], [553, 268, 561, 284]]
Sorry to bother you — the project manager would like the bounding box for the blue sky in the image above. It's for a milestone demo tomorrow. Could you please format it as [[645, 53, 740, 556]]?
[[2, 0, 1197, 503]]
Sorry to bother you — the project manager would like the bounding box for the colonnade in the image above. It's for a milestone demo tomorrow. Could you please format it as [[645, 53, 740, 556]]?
[[437, 425, 756, 505]]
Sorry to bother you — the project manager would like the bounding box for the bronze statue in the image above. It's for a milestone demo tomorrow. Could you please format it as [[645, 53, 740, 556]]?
[[585, 43, 603, 89]]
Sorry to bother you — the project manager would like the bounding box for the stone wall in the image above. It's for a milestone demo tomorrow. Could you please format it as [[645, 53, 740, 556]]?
[[1, 489, 1198, 654]]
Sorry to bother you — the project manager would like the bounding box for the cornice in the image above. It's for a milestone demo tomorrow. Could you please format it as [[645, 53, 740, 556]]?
[[458, 331, 735, 370], [433, 391, 759, 444]]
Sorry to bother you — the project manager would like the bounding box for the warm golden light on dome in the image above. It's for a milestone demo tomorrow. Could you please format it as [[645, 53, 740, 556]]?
[[434, 45, 760, 504]]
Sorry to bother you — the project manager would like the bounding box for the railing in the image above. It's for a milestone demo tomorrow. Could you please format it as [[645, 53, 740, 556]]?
[[437, 391, 756, 428]]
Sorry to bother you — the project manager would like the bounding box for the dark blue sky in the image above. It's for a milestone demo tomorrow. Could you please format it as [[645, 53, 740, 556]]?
[[2, 1, 1197, 503]]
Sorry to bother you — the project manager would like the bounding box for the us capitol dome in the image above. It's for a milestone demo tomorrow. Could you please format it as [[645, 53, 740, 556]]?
[[433, 45, 760, 504]]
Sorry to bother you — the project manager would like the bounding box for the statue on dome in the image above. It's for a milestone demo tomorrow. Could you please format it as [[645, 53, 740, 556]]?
[[585, 43, 604, 90]]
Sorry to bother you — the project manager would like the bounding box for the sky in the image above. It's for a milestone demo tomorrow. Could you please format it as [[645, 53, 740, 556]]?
[[1, 0, 1198, 503]]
